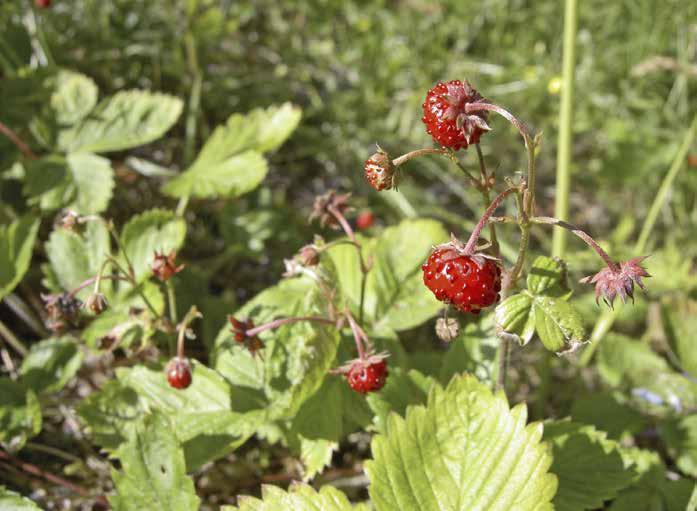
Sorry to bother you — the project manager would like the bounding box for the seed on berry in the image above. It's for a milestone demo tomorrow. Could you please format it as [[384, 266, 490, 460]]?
[[422, 247, 502, 314], [356, 211, 374, 230], [422, 80, 491, 150], [364, 149, 396, 191], [346, 359, 388, 394], [166, 357, 192, 389]]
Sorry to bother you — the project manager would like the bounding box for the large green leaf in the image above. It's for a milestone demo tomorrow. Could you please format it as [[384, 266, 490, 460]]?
[[44, 220, 111, 299], [120, 209, 187, 282], [532, 294, 586, 352], [0, 216, 39, 301], [58, 91, 183, 153], [366, 374, 557, 511], [328, 219, 448, 333], [66, 153, 114, 214], [117, 362, 263, 470], [109, 412, 200, 511], [224, 483, 367, 511], [0, 378, 41, 451], [0, 487, 42, 510], [544, 421, 636, 511], [162, 103, 300, 199], [661, 415, 697, 477], [20, 337, 83, 394], [213, 275, 341, 421]]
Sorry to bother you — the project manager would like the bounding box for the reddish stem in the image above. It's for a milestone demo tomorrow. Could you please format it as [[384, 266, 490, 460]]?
[[244, 316, 336, 338], [0, 449, 108, 507], [67, 275, 130, 298], [327, 204, 356, 243], [0, 121, 36, 159], [463, 187, 518, 254], [345, 311, 366, 360], [465, 102, 532, 147], [532, 216, 620, 272], [392, 148, 448, 166]]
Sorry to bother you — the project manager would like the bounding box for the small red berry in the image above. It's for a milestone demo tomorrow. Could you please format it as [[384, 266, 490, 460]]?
[[346, 359, 388, 394], [35, 0, 51, 7], [166, 357, 192, 389], [364, 149, 396, 191], [356, 211, 374, 230], [422, 80, 491, 150], [422, 247, 502, 314]]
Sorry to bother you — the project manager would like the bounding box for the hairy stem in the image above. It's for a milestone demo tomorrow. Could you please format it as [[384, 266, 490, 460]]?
[[463, 187, 518, 254], [166, 280, 178, 324], [392, 147, 449, 166], [532, 217, 619, 272], [176, 306, 202, 359], [244, 316, 335, 338], [475, 144, 499, 252], [0, 319, 27, 357], [345, 310, 366, 360]]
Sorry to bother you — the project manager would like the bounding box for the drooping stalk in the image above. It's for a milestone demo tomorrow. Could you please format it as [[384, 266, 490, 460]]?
[[463, 187, 518, 254], [552, 0, 579, 258]]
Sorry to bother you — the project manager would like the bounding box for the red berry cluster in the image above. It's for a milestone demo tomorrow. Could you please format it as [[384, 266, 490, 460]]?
[[422, 248, 501, 314], [166, 357, 192, 389], [422, 80, 490, 150], [345, 359, 388, 394]]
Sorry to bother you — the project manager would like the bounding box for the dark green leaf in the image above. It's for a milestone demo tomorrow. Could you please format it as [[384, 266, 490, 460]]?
[[20, 337, 83, 394], [0, 216, 39, 301]]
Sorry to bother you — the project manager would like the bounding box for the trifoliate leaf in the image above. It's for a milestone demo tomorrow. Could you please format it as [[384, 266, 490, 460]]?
[[225, 483, 366, 511], [0, 378, 41, 451], [120, 209, 186, 282], [109, 412, 200, 511], [0, 216, 39, 301], [58, 91, 183, 153], [20, 337, 83, 394], [366, 374, 557, 511], [50, 70, 98, 126], [544, 421, 636, 511]]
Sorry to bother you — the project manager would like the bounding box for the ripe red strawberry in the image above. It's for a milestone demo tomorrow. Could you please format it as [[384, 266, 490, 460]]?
[[422, 247, 502, 314], [166, 357, 192, 389], [346, 359, 388, 394], [364, 149, 396, 191], [356, 210, 374, 230], [422, 80, 490, 150]]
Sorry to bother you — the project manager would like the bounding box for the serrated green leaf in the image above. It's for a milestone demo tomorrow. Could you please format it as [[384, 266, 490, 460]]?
[[117, 362, 262, 470], [162, 103, 300, 199], [109, 412, 200, 511], [0, 486, 42, 510], [120, 209, 186, 282], [162, 150, 268, 199], [527, 256, 568, 295], [213, 275, 342, 421], [366, 368, 435, 433], [51, 70, 98, 126], [77, 379, 142, 451], [45, 220, 111, 299], [366, 374, 557, 511], [0, 216, 39, 301], [0, 378, 41, 451], [532, 294, 586, 352], [327, 219, 448, 333], [544, 421, 636, 511], [570, 392, 648, 440], [225, 483, 363, 511], [59, 91, 182, 153], [20, 337, 83, 394], [495, 293, 534, 345]]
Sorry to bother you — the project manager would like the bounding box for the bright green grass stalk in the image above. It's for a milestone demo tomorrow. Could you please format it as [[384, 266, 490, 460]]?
[[552, 0, 578, 258]]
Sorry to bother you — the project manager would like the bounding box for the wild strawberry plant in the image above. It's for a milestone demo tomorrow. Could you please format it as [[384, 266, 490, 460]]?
[[0, 20, 696, 510]]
